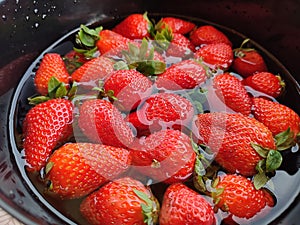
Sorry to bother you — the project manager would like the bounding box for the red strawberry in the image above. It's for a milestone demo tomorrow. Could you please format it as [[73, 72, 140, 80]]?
[[158, 17, 196, 34], [80, 177, 159, 225], [63, 50, 89, 74], [190, 25, 232, 47], [113, 12, 152, 40], [104, 69, 153, 111], [23, 98, 73, 172], [242, 72, 285, 98], [126, 92, 194, 136], [166, 33, 195, 57], [195, 43, 233, 70], [71, 56, 114, 86], [45, 143, 132, 199], [96, 29, 131, 55], [156, 59, 207, 90], [252, 97, 300, 137], [192, 112, 277, 177], [159, 183, 215, 225], [78, 99, 134, 148], [129, 129, 196, 183], [213, 174, 275, 219], [34, 53, 70, 95], [232, 46, 267, 77], [212, 73, 252, 115]]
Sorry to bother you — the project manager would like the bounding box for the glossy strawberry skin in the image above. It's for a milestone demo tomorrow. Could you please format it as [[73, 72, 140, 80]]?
[[126, 92, 194, 137], [195, 43, 233, 70], [78, 99, 134, 148], [45, 143, 132, 199], [252, 97, 300, 137], [159, 183, 215, 225], [159, 17, 196, 34], [214, 174, 274, 219], [104, 69, 153, 112], [242, 72, 284, 98], [113, 13, 151, 40], [96, 29, 131, 54], [166, 33, 195, 57], [23, 98, 73, 172], [156, 59, 207, 90], [190, 25, 232, 47], [192, 112, 276, 176], [129, 129, 196, 183], [232, 50, 267, 77], [71, 56, 114, 85], [212, 73, 252, 116], [34, 53, 70, 95], [80, 177, 159, 225]]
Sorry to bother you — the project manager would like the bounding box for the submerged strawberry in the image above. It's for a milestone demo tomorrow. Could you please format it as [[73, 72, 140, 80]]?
[[23, 98, 73, 172], [45, 143, 131, 199], [157, 17, 196, 34], [34, 53, 70, 95], [80, 177, 159, 225]]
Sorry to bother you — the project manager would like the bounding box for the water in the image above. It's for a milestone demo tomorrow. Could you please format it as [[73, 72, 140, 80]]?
[[8, 14, 300, 225]]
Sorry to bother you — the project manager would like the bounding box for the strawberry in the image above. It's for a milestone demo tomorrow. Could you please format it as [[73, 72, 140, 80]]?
[[78, 99, 134, 148], [23, 98, 73, 172], [126, 92, 194, 137], [113, 12, 152, 40], [63, 50, 89, 74], [192, 112, 278, 178], [242, 72, 285, 98], [45, 143, 131, 199], [155, 59, 207, 90], [190, 25, 232, 47], [212, 73, 252, 115], [212, 174, 275, 219], [232, 39, 267, 77], [157, 17, 196, 34], [159, 183, 215, 225], [252, 97, 300, 137], [96, 29, 131, 55], [195, 43, 233, 70], [71, 56, 114, 86], [104, 69, 154, 111], [129, 129, 196, 183], [34, 53, 70, 95], [80, 177, 159, 225]]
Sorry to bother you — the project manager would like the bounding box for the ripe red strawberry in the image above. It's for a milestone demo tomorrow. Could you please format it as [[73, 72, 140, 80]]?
[[252, 97, 300, 137], [213, 174, 275, 219], [195, 43, 233, 70], [126, 92, 194, 137], [34, 53, 70, 95], [232, 48, 267, 77], [156, 59, 207, 90], [80, 177, 159, 225], [242, 72, 285, 98], [129, 129, 196, 183], [192, 112, 277, 177], [23, 98, 73, 172], [113, 12, 152, 40], [157, 17, 196, 34], [159, 183, 215, 225], [63, 50, 89, 74], [190, 25, 232, 47], [78, 99, 134, 148], [71, 56, 114, 86], [104, 69, 153, 112], [166, 33, 195, 57], [45, 143, 131, 199], [96, 29, 131, 54], [212, 73, 252, 115]]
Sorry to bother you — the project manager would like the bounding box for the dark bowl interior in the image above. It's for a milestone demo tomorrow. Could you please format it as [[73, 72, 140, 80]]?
[[1, 0, 300, 224]]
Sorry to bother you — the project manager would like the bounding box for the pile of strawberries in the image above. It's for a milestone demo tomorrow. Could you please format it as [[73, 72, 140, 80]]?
[[21, 12, 300, 225]]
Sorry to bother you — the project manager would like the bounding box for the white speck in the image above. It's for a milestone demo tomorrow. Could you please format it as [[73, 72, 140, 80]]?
[[16, 0, 19, 4], [33, 8, 38, 14], [42, 14, 46, 19], [25, 15, 30, 21], [34, 22, 39, 28], [1, 15, 6, 21]]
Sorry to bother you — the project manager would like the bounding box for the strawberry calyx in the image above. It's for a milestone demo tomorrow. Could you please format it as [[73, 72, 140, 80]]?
[[114, 38, 166, 76], [143, 12, 155, 38], [28, 77, 77, 105], [153, 25, 174, 52], [133, 189, 160, 225], [233, 38, 256, 58], [274, 127, 297, 150], [74, 24, 103, 59]]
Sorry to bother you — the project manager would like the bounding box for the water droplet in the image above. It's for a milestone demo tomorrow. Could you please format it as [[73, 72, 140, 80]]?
[[25, 15, 30, 21], [8, 190, 15, 199], [42, 14, 46, 19], [34, 22, 39, 28], [14, 8, 18, 13], [33, 8, 38, 14], [1, 15, 7, 21], [16, 0, 19, 4]]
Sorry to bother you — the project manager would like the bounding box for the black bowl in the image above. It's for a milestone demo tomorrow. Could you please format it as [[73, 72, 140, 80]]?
[[1, 0, 300, 224]]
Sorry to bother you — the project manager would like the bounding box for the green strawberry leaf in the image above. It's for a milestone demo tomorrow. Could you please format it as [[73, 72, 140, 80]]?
[[274, 127, 295, 151], [253, 171, 269, 190], [251, 142, 269, 158], [28, 95, 50, 105], [266, 150, 282, 172]]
